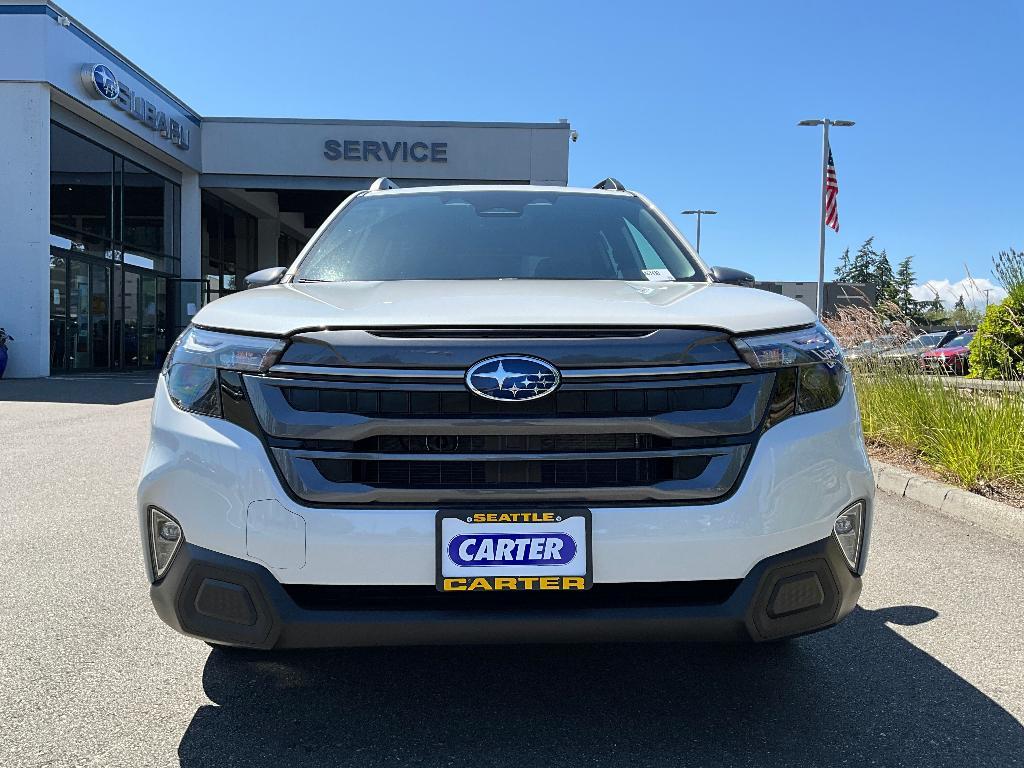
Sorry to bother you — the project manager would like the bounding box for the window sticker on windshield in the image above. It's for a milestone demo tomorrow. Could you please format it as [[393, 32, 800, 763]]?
[[642, 269, 674, 282]]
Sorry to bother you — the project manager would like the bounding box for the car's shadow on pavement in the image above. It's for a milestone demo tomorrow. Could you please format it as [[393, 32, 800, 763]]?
[[178, 605, 1024, 768], [0, 374, 157, 405]]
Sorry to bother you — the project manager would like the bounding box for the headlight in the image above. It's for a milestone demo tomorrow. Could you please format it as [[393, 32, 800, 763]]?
[[733, 323, 847, 422], [732, 323, 844, 369], [163, 326, 285, 417]]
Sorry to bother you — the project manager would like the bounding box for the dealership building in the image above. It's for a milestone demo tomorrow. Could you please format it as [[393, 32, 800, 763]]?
[[0, 1, 571, 378]]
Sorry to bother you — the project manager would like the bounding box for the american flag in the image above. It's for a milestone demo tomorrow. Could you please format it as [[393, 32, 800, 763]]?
[[825, 146, 839, 232]]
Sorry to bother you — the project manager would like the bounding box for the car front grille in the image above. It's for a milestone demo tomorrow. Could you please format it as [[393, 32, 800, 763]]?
[[242, 328, 774, 507]]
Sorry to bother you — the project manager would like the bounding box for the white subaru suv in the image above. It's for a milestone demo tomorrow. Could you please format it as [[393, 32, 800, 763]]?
[[138, 179, 873, 649]]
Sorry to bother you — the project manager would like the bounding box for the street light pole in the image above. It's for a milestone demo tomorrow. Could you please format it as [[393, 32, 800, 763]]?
[[680, 209, 717, 254], [798, 118, 855, 318]]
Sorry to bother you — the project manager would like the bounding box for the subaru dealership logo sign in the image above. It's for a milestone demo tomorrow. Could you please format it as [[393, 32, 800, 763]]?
[[80, 64, 190, 151], [465, 356, 560, 402], [85, 64, 119, 100]]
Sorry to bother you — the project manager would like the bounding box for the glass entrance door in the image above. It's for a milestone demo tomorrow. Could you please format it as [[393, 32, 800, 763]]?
[[67, 259, 91, 369], [49, 255, 67, 370], [91, 264, 111, 368], [139, 275, 156, 367], [123, 270, 141, 369], [49, 254, 112, 371]]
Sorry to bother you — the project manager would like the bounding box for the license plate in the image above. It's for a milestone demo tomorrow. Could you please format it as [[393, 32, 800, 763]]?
[[436, 509, 592, 592]]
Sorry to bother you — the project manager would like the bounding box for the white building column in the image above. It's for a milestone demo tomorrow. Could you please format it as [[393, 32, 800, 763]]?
[[176, 169, 203, 327], [0, 83, 50, 378], [180, 169, 201, 279]]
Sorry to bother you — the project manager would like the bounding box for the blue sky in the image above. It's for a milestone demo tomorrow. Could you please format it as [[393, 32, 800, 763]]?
[[66, 0, 1021, 305]]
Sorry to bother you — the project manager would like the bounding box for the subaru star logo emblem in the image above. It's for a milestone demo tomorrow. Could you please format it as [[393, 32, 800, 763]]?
[[82, 64, 119, 100], [466, 356, 561, 402]]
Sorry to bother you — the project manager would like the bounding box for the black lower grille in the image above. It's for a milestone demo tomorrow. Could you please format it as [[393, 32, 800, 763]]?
[[283, 580, 743, 611], [315, 456, 711, 488]]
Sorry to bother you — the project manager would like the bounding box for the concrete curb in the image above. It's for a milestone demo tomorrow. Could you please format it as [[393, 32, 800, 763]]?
[[872, 460, 1023, 542]]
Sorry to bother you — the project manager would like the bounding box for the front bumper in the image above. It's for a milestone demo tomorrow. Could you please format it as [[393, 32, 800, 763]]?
[[138, 378, 874, 586], [922, 355, 965, 374], [152, 535, 861, 648]]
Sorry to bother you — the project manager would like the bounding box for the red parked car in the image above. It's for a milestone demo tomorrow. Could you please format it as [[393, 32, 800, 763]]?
[[920, 331, 975, 375]]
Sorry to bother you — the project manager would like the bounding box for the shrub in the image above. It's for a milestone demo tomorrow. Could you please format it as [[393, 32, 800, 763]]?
[[993, 248, 1024, 294], [968, 289, 1024, 380]]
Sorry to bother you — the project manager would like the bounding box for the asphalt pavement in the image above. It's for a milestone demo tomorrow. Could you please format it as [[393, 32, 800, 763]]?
[[1, 375, 1022, 768]]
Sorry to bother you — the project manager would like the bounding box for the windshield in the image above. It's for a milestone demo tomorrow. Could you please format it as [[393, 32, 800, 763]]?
[[946, 332, 974, 347], [899, 334, 940, 351], [294, 190, 702, 282], [853, 336, 895, 353]]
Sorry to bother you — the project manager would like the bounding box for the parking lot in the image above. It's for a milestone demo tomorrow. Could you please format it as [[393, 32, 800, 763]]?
[[2, 376, 1023, 768]]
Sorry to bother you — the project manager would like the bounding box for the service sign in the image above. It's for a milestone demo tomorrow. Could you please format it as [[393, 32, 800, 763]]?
[[436, 510, 592, 592]]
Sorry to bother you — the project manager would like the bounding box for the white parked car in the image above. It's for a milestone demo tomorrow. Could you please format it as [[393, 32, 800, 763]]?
[[138, 179, 873, 649]]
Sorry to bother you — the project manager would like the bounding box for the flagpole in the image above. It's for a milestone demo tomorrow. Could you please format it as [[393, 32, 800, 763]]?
[[816, 121, 830, 319], [799, 117, 854, 319]]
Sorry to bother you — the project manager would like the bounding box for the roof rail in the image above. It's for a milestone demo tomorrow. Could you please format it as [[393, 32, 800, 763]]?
[[593, 177, 626, 191], [368, 177, 399, 192]]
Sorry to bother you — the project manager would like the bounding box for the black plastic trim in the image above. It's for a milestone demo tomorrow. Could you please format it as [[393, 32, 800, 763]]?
[[149, 536, 861, 648]]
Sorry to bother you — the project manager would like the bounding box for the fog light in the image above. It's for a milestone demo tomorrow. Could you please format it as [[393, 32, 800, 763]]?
[[159, 520, 181, 541], [149, 507, 184, 581], [833, 501, 865, 571]]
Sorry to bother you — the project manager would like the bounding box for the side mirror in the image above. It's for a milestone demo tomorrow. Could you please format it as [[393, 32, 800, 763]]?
[[710, 266, 755, 286], [244, 266, 287, 289]]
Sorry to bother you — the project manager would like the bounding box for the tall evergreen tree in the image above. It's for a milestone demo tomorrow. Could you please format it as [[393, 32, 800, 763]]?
[[834, 248, 852, 281], [895, 256, 916, 315], [847, 237, 877, 286], [954, 294, 967, 312], [873, 250, 898, 309]]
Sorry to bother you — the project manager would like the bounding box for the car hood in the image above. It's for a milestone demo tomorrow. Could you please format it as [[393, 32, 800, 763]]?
[[192, 280, 816, 337], [924, 346, 969, 356], [880, 348, 924, 357]]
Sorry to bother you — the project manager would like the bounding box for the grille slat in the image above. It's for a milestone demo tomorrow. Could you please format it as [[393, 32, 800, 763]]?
[[280, 383, 740, 417], [315, 456, 710, 489], [356, 433, 669, 454]]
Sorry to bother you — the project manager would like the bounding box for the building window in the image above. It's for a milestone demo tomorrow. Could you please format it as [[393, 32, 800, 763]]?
[[201, 192, 258, 303], [48, 123, 179, 371], [122, 158, 179, 272], [278, 231, 304, 267], [50, 126, 113, 243]]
